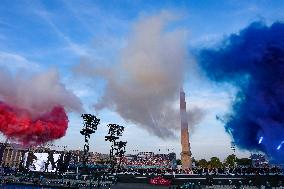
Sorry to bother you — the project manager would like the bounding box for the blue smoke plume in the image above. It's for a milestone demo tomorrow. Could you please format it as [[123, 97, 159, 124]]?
[[198, 22, 284, 163]]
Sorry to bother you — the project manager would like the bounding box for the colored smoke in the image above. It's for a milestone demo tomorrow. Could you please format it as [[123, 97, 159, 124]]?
[[0, 102, 68, 145], [198, 22, 284, 163], [0, 69, 83, 145], [74, 11, 204, 139]]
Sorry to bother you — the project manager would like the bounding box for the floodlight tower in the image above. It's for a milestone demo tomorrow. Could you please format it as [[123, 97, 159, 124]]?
[[80, 114, 100, 173]]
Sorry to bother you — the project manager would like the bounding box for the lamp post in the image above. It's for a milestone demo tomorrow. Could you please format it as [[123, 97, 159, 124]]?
[[231, 142, 236, 168], [76, 147, 80, 179]]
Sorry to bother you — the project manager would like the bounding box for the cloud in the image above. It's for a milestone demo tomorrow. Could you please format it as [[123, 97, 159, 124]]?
[[35, 9, 88, 56], [74, 11, 204, 139], [0, 51, 39, 70], [189, 34, 223, 48]]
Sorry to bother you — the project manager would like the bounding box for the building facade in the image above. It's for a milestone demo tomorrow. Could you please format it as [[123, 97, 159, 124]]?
[[0, 143, 26, 168]]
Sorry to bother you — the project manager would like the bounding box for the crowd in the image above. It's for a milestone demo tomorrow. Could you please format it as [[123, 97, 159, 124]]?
[[113, 166, 283, 176], [189, 166, 283, 176], [0, 164, 283, 188], [1, 165, 283, 177], [120, 154, 172, 168], [0, 151, 283, 177]]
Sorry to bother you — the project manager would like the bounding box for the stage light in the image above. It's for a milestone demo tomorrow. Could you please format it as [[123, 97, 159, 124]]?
[[80, 114, 100, 173], [105, 124, 127, 173]]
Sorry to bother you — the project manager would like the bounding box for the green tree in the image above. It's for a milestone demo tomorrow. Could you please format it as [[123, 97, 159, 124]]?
[[198, 159, 208, 168], [176, 159, 182, 165], [208, 157, 223, 168], [191, 157, 197, 166], [224, 154, 237, 167], [236, 158, 252, 167]]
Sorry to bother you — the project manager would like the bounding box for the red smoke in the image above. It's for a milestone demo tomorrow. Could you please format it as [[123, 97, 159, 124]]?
[[0, 101, 68, 145]]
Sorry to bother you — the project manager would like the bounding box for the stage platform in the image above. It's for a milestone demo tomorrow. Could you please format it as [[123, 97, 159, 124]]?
[[1, 173, 284, 188]]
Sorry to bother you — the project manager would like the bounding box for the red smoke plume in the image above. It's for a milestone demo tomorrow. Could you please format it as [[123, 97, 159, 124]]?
[[0, 101, 68, 146]]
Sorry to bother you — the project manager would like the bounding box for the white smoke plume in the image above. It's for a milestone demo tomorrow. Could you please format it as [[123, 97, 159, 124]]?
[[0, 68, 83, 116], [74, 11, 204, 139]]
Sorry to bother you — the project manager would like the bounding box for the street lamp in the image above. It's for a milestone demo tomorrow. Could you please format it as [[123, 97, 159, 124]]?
[[230, 142, 236, 153], [231, 142, 236, 168]]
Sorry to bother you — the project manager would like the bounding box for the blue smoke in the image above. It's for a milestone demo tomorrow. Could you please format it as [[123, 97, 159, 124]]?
[[198, 22, 284, 163]]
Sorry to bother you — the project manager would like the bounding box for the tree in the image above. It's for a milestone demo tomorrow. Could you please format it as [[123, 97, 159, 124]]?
[[197, 159, 208, 168], [176, 159, 182, 165], [236, 158, 252, 167], [208, 157, 223, 168], [224, 154, 236, 167], [191, 157, 197, 167]]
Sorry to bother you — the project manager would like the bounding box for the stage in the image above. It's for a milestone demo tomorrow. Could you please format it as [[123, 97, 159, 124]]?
[[1, 173, 284, 188]]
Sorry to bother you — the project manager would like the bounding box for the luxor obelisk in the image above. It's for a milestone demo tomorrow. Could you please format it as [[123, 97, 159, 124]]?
[[180, 88, 192, 170]]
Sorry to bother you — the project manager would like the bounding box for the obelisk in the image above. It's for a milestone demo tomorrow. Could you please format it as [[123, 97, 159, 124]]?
[[180, 88, 192, 170]]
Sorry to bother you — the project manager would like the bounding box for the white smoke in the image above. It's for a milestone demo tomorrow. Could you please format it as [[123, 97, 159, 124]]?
[[0, 68, 83, 116], [74, 11, 204, 139]]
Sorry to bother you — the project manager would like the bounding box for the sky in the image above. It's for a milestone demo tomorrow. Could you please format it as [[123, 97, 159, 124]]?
[[0, 0, 284, 161]]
